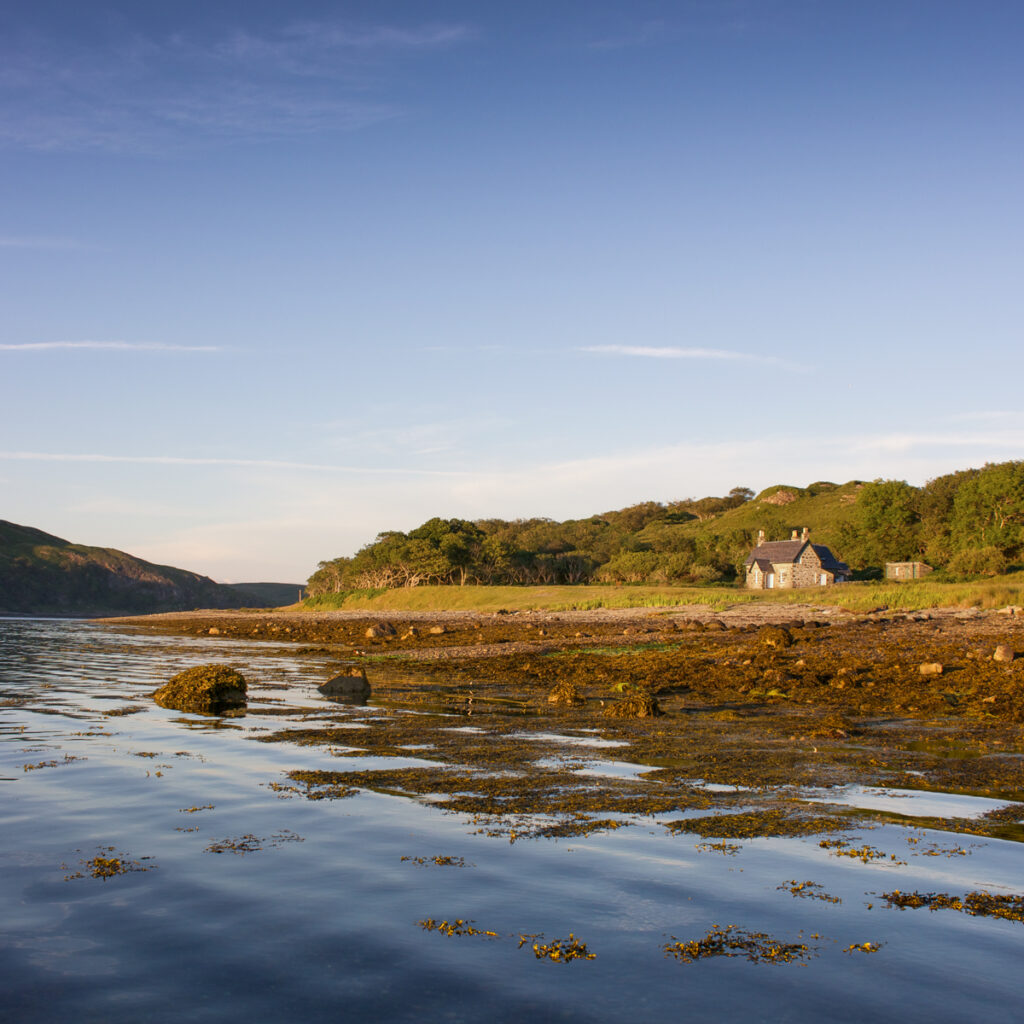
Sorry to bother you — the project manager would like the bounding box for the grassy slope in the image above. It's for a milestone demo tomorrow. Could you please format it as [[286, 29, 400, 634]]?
[[674, 480, 862, 561]]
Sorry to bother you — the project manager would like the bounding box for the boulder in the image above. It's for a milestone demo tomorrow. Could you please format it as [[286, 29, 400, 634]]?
[[993, 645, 1016, 664], [428, 625, 447, 635], [547, 680, 585, 707], [602, 693, 662, 718], [757, 625, 793, 650], [918, 663, 944, 677], [364, 622, 397, 639], [319, 667, 371, 702], [997, 606, 1023, 616], [153, 665, 247, 714]]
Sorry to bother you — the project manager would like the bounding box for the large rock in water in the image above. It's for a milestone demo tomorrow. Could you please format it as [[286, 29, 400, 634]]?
[[153, 665, 247, 713], [319, 667, 371, 703]]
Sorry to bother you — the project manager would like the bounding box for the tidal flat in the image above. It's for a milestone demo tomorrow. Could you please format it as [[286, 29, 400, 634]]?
[[2, 609, 1024, 1022]]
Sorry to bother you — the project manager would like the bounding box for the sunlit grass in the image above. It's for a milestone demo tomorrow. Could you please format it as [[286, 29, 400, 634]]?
[[758, 572, 1024, 612], [299, 574, 1024, 614], [302, 585, 749, 613]]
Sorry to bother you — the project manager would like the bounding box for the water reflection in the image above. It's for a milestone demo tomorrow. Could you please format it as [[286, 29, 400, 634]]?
[[1, 619, 1023, 1024]]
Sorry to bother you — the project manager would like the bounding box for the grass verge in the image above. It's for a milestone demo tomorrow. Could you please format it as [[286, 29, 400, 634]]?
[[299, 574, 1024, 614]]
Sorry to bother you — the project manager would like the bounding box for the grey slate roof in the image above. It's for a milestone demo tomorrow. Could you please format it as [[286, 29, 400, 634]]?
[[812, 544, 849, 573], [743, 540, 805, 566], [744, 539, 848, 573]]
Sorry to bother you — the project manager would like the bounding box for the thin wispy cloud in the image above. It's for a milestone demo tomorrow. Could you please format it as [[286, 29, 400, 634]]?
[[222, 23, 473, 67], [849, 430, 1024, 454], [579, 344, 786, 365], [0, 451, 469, 478], [448, 426, 1024, 511], [0, 20, 472, 152], [322, 413, 515, 459], [328, 422, 461, 458], [947, 410, 1022, 423], [0, 341, 221, 352], [587, 20, 667, 51], [585, 3, 764, 51]]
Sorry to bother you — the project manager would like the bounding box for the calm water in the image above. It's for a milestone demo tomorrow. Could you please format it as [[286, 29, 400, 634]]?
[[1, 619, 1022, 1023]]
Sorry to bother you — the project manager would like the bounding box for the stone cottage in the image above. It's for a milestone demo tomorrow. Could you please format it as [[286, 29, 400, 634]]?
[[744, 528, 850, 589]]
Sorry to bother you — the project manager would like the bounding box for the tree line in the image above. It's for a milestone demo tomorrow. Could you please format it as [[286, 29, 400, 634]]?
[[306, 462, 1024, 594]]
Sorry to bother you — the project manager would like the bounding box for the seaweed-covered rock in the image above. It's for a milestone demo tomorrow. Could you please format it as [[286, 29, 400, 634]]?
[[153, 665, 247, 713], [603, 693, 662, 718], [319, 667, 371, 703], [365, 622, 396, 639], [547, 680, 585, 707], [757, 625, 793, 650]]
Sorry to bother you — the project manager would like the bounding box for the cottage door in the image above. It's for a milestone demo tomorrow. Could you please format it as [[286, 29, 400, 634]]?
[[766, 573, 775, 589]]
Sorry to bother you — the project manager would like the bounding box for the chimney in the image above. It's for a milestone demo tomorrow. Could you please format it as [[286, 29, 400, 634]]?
[[802, 527, 810, 542], [757, 529, 765, 546], [791, 529, 799, 540]]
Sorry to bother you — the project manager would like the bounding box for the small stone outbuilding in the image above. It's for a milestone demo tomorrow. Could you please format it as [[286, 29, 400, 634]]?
[[744, 528, 850, 590], [885, 561, 933, 581]]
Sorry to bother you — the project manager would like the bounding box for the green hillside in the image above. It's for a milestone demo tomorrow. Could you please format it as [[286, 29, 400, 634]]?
[[0, 520, 255, 616], [307, 461, 1024, 595]]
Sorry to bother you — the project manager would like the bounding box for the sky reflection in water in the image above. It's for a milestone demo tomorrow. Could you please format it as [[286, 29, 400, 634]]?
[[1, 619, 1022, 1023]]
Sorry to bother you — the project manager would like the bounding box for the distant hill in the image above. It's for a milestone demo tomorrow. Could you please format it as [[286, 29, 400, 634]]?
[[227, 582, 305, 606], [0, 520, 270, 617]]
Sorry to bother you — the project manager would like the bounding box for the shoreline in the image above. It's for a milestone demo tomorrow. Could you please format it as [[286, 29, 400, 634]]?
[[97, 600, 998, 629]]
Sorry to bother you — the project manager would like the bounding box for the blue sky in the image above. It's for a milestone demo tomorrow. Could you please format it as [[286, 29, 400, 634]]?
[[2, 1, 1022, 581]]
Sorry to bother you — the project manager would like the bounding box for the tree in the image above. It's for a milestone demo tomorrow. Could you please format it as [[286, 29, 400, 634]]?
[[912, 467, 975, 564], [946, 546, 1007, 579], [856, 480, 922, 564], [949, 461, 1024, 559]]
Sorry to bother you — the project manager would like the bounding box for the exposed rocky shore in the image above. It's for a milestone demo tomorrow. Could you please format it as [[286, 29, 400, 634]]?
[[104, 601, 1024, 846]]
